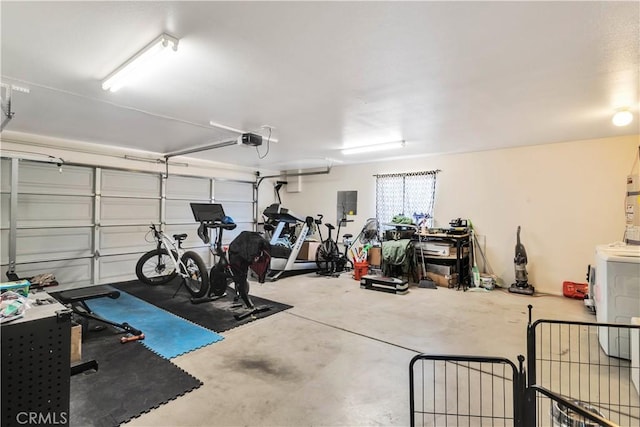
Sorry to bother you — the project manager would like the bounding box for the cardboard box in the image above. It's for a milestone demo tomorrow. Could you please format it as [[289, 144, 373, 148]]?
[[297, 241, 321, 260], [425, 271, 458, 287], [368, 247, 382, 266], [71, 324, 82, 363]]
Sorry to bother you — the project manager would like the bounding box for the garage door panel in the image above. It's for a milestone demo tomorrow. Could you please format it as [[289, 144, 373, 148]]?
[[98, 253, 139, 283], [218, 201, 253, 223], [164, 224, 207, 249], [186, 247, 211, 267], [17, 194, 93, 227], [166, 175, 210, 200], [214, 181, 253, 201], [165, 199, 203, 224], [100, 197, 159, 225], [99, 225, 153, 255], [1, 158, 10, 192], [18, 161, 93, 195], [16, 227, 93, 263], [1, 194, 9, 228], [101, 170, 160, 197], [1, 229, 8, 264], [9, 258, 92, 288]]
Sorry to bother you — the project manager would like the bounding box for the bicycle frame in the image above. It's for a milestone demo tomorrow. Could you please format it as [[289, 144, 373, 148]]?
[[149, 224, 188, 278]]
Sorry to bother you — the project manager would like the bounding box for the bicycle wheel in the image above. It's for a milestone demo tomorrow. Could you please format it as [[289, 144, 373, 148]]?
[[180, 251, 209, 298], [136, 249, 179, 285], [316, 240, 339, 275]]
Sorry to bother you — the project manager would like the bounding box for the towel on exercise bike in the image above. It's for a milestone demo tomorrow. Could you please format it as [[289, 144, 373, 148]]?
[[228, 232, 271, 308], [229, 231, 271, 280]]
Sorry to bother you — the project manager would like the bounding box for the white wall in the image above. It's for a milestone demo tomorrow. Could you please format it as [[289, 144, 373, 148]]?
[[281, 135, 639, 295]]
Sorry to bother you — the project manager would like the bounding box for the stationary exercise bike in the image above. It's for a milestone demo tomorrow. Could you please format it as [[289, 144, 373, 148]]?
[[315, 214, 353, 276], [190, 203, 271, 319]]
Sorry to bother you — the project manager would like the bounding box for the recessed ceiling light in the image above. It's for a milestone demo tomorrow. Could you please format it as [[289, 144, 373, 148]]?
[[612, 109, 633, 127]]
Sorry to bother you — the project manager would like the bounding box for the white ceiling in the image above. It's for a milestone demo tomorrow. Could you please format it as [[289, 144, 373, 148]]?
[[1, 1, 638, 172]]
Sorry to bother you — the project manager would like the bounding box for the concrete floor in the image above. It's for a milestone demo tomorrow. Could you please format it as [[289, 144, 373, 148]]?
[[124, 272, 593, 427]]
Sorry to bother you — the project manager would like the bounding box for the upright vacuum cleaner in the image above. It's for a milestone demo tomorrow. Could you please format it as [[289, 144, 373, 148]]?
[[508, 226, 535, 295]]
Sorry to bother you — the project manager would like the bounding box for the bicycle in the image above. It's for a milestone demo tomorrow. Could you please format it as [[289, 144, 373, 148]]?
[[135, 223, 209, 298], [315, 214, 353, 276]]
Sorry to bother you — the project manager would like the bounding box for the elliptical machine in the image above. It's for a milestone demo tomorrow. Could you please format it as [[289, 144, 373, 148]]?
[[508, 226, 535, 295]]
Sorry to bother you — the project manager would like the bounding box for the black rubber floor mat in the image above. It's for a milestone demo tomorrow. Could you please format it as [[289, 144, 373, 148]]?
[[110, 279, 293, 333], [69, 322, 202, 427]]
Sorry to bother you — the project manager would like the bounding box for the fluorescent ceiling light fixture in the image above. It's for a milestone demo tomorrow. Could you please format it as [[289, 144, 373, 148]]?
[[102, 33, 179, 92], [341, 140, 406, 155], [612, 109, 633, 127]]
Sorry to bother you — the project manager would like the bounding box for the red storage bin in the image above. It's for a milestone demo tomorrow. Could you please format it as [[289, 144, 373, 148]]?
[[353, 261, 369, 281], [563, 281, 588, 299]]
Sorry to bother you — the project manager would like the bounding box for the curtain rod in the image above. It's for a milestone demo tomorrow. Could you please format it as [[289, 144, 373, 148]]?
[[373, 169, 441, 178]]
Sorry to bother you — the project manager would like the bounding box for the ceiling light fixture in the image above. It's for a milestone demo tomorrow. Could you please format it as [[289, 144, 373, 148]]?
[[341, 140, 406, 155], [102, 33, 179, 92], [612, 109, 633, 127]]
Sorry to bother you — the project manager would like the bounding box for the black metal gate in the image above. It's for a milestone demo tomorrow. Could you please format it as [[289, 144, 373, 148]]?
[[527, 317, 640, 426], [410, 305, 640, 426], [409, 355, 521, 426]]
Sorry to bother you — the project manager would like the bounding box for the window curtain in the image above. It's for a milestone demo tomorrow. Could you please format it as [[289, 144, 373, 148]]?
[[375, 170, 438, 227]]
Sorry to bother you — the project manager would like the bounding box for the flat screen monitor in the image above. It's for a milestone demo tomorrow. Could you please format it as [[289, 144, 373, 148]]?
[[190, 203, 226, 222]]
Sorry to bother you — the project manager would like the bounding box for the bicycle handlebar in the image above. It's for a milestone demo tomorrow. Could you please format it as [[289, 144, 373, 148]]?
[[148, 223, 162, 240]]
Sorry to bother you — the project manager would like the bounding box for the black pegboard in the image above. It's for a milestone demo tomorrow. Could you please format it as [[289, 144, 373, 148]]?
[[2, 310, 71, 427]]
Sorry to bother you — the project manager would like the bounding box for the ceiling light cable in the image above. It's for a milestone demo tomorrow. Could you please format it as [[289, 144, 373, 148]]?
[[256, 127, 271, 159]]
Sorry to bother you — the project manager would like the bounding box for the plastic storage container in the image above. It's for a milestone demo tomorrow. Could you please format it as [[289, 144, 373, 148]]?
[[353, 261, 369, 281]]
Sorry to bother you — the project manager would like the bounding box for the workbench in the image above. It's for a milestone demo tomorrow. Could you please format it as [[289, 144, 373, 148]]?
[[414, 232, 471, 289], [1, 291, 71, 427]]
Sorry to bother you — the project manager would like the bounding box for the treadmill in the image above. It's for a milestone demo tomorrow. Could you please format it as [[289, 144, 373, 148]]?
[[262, 204, 317, 280]]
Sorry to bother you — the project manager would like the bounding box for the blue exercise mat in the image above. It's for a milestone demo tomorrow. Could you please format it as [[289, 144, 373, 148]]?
[[86, 287, 223, 359]]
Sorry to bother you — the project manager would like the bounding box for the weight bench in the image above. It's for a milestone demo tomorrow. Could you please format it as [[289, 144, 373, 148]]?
[[55, 285, 144, 344]]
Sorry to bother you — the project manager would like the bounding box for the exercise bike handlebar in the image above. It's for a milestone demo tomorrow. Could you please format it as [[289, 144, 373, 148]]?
[[202, 221, 237, 231]]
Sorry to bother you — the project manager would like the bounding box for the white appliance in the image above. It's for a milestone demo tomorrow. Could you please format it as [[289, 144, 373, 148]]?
[[631, 317, 639, 395], [593, 244, 640, 359]]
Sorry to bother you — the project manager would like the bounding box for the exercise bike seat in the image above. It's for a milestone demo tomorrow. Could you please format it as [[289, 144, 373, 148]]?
[[343, 233, 353, 239], [325, 223, 335, 230], [57, 285, 120, 304], [173, 233, 188, 241]]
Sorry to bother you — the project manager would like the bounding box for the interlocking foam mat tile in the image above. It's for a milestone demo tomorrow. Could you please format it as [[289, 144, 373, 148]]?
[[110, 279, 293, 333], [68, 321, 202, 427], [84, 288, 224, 359]]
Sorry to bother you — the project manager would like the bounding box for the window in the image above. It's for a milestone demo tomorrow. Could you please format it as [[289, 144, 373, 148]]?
[[375, 170, 439, 227]]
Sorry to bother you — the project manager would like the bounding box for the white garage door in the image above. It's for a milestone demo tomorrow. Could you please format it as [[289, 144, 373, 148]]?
[[0, 158, 256, 289]]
